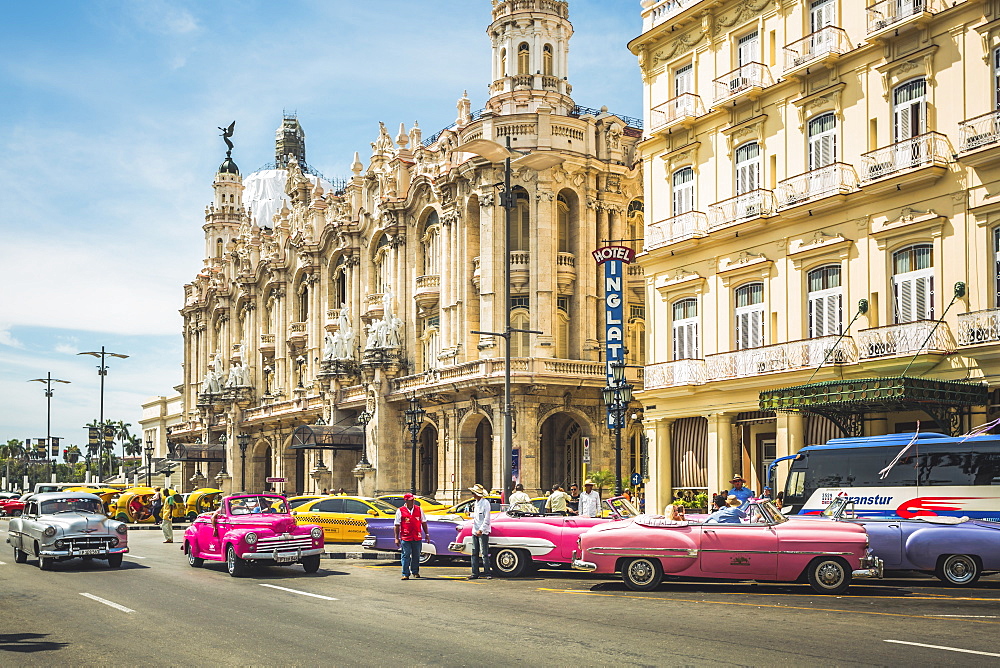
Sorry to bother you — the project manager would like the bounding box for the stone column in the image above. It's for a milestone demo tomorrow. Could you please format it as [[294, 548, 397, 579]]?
[[775, 411, 804, 493], [646, 418, 673, 516], [707, 412, 734, 495]]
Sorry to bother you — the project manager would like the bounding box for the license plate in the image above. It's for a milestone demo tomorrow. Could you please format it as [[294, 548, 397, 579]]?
[[76, 549, 102, 556], [362, 538, 375, 548], [274, 554, 296, 564]]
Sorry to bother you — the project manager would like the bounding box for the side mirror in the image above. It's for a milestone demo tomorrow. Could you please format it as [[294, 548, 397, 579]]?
[[368, 509, 379, 517]]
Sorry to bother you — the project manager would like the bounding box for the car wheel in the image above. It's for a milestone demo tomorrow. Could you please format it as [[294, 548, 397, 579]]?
[[806, 557, 851, 595], [301, 554, 321, 573], [11, 510, 21, 517], [226, 545, 248, 578], [38, 555, 54, 571], [492, 547, 531, 577], [936, 554, 981, 587], [12, 546, 27, 564], [107, 554, 123, 569], [418, 551, 437, 566], [622, 557, 663, 591], [186, 543, 204, 567]]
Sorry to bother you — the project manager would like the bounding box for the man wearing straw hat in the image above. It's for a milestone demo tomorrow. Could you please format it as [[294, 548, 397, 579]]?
[[727, 474, 755, 506], [577, 479, 601, 518], [467, 484, 492, 579]]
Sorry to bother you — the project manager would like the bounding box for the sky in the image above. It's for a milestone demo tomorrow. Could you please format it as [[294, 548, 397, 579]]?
[[0, 0, 644, 454]]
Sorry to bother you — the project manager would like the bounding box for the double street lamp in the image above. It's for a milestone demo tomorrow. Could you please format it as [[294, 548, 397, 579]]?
[[403, 396, 425, 494], [144, 437, 154, 487], [457, 137, 563, 501], [238, 433, 250, 493], [602, 358, 633, 496], [78, 347, 128, 481], [356, 409, 373, 468], [29, 373, 71, 484]]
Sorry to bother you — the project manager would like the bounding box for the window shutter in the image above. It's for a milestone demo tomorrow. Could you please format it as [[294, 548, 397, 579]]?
[[675, 64, 693, 97]]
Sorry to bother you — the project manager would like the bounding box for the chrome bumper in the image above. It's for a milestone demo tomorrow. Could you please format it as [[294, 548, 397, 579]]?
[[39, 546, 129, 557], [448, 541, 468, 554], [241, 547, 325, 560], [853, 555, 884, 579], [572, 558, 597, 572]]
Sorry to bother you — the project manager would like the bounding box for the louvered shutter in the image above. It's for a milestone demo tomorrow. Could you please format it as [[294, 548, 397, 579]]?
[[738, 31, 759, 67], [675, 64, 693, 97], [672, 168, 694, 215], [810, 0, 834, 32], [735, 143, 759, 196]]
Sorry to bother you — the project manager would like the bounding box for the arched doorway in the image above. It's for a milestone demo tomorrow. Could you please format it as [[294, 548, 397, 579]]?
[[539, 412, 584, 490], [475, 419, 493, 490], [418, 425, 438, 496]]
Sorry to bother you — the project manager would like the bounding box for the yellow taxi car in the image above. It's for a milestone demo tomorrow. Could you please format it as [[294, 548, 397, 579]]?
[[285, 495, 325, 511], [291, 496, 397, 543], [377, 494, 450, 514]]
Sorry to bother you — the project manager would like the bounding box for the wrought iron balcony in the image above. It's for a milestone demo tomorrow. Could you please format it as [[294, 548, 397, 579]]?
[[866, 0, 938, 37], [957, 308, 1000, 346], [776, 163, 859, 209], [705, 335, 858, 381], [860, 132, 951, 184], [644, 359, 708, 389], [650, 94, 705, 134], [783, 26, 850, 74], [707, 190, 777, 229], [857, 320, 956, 359], [712, 63, 772, 106], [958, 110, 1000, 164], [645, 212, 709, 251]]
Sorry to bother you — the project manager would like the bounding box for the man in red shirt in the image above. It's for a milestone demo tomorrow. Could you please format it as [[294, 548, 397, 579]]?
[[393, 493, 430, 580]]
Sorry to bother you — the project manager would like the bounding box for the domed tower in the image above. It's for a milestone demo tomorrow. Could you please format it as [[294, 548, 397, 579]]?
[[487, 0, 574, 115], [205, 127, 245, 262]]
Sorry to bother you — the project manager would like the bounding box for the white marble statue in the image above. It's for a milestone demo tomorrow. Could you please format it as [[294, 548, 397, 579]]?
[[386, 314, 403, 348], [364, 322, 378, 350], [323, 331, 336, 361], [203, 353, 223, 393], [331, 330, 346, 359], [338, 303, 356, 360]]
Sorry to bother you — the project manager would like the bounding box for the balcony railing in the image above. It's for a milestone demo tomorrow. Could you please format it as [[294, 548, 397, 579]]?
[[650, 94, 705, 133], [259, 334, 276, 349], [957, 308, 1000, 346], [712, 63, 772, 105], [776, 163, 859, 208], [364, 292, 384, 316], [643, 0, 703, 31], [705, 335, 858, 381], [857, 320, 956, 359], [416, 275, 440, 289], [783, 26, 850, 72], [959, 110, 1000, 153], [860, 132, 951, 183], [644, 359, 708, 389], [708, 190, 777, 229], [645, 212, 709, 251], [866, 0, 938, 35]]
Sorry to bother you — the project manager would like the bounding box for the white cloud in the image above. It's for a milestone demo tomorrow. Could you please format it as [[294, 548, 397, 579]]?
[[0, 325, 23, 349]]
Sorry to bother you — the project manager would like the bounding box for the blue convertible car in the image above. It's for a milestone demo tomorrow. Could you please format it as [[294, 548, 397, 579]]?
[[824, 497, 1000, 586]]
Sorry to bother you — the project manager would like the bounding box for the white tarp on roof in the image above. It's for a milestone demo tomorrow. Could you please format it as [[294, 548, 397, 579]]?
[[243, 169, 334, 228]]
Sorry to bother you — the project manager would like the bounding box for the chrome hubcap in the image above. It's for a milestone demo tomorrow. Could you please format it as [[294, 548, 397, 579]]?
[[818, 562, 843, 587], [498, 551, 515, 570], [946, 557, 973, 582], [630, 561, 652, 584]]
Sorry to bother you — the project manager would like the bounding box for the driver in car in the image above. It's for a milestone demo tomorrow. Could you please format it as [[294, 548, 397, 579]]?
[[705, 496, 747, 524]]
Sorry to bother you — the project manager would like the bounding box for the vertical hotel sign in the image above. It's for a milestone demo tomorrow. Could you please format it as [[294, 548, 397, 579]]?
[[593, 245, 635, 428]]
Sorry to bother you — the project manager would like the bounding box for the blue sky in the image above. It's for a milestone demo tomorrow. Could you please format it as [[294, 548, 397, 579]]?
[[0, 0, 644, 451]]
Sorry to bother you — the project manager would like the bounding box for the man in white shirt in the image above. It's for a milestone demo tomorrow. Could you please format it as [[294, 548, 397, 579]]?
[[508, 483, 533, 513], [468, 484, 492, 579], [577, 479, 601, 518]]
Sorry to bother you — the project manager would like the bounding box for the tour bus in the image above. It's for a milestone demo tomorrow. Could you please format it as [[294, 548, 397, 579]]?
[[782, 432, 1000, 521]]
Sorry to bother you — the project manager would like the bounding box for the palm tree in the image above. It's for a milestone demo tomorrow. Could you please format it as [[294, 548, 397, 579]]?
[[587, 469, 617, 498], [1, 440, 24, 490]]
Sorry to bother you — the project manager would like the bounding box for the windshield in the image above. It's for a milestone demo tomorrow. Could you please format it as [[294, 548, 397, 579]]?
[[822, 496, 848, 518], [41, 498, 103, 515], [228, 496, 289, 515], [753, 500, 788, 524], [606, 496, 640, 519], [369, 499, 398, 514]]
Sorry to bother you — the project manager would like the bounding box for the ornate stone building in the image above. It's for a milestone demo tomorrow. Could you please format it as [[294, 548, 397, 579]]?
[[166, 0, 644, 500]]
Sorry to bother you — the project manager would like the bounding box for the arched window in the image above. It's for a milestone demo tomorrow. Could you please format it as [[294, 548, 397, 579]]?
[[330, 256, 348, 308], [511, 309, 531, 357], [297, 281, 309, 321], [557, 297, 570, 359], [543, 44, 553, 76], [500, 48, 507, 78], [892, 244, 933, 322], [807, 265, 842, 337], [672, 168, 694, 216], [672, 298, 699, 360], [628, 312, 646, 366], [513, 188, 530, 251], [518, 42, 530, 75], [893, 78, 926, 143], [735, 142, 760, 195], [557, 195, 571, 253], [216, 238, 223, 258], [734, 282, 764, 349], [808, 113, 837, 170], [626, 200, 643, 254], [420, 316, 440, 372], [373, 234, 392, 294], [422, 210, 441, 276]]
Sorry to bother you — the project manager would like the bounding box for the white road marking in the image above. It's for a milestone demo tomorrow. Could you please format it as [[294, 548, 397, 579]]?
[[0, 561, 7, 565], [126, 554, 146, 559], [884, 640, 1000, 657], [927, 615, 999, 618], [80, 593, 135, 613], [258, 584, 338, 600]]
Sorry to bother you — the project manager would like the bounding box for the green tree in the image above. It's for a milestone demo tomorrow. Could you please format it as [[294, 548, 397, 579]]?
[[587, 469, 617, 498]]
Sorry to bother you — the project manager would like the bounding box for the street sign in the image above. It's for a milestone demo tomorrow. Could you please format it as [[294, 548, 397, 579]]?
[[266, 477, 286, 483], [582, 437, 591, 464], [631, 473, 642, 486]]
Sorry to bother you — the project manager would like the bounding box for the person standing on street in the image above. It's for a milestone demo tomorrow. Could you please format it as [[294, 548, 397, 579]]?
[[508, 483, 533, 513], [151, 487, 163, 525], [577, 480, 601, 518], [394, 492, 430, 580], [468, 484, 492, 579], [567, 484, 580, 514], [544, 484, 572, 515], [162, 492, 179, 543]]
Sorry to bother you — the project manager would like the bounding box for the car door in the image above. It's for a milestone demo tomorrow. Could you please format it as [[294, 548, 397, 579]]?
[[699, 523, 778, 577], [341, 499, 379, 543], [299, 498, 343, 542]]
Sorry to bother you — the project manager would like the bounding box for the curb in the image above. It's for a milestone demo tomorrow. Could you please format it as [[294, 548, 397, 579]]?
[[324, 551, 397, 560]]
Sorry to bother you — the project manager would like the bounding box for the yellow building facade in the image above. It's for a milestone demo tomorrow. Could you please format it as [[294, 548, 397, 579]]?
[[632, 0, 1000, 514]]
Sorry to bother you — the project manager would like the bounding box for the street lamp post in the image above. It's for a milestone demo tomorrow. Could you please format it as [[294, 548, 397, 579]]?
[[356, 409, 373, 467], [238, 433, 250, 493], [144, 438, 154, 487], [29, 373, 71, 484], [457, 138, 563, 502], [403, 396, 425, 494], [602, 358, 633, 496], [78, 347, 128, 482]]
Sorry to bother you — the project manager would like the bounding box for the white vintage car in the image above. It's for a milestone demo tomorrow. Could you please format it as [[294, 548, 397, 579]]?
[[6, 492, 129, 570]]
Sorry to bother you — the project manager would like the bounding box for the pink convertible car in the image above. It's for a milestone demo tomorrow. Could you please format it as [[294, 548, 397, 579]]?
[[182, 493, 325, 577], [574, 500, 882, 594]]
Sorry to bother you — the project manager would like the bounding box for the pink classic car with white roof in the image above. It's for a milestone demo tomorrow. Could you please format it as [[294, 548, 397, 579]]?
[[574, 499, 882, 594], [182, 493, 325, 577]]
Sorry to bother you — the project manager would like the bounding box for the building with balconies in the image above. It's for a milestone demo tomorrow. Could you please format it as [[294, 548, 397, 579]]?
[[166, 0, 644, 499], [631, 0, 1000, 514]]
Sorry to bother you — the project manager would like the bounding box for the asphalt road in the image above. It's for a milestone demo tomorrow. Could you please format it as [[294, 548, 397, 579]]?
[[2, 522, 1000, 666]]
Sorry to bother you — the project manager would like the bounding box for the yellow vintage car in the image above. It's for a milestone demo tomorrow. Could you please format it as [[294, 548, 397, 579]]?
[[291, 496, 397, 543], [184, 488, 223, 521], [377, 494, 451, 514]]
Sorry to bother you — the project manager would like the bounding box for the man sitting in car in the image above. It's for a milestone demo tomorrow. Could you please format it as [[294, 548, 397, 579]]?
[[705, 496, 747, 524]]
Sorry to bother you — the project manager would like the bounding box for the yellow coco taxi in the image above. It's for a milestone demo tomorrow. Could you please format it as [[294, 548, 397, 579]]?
[[377, 494, 450, 514], [291, 496, 397, 543]]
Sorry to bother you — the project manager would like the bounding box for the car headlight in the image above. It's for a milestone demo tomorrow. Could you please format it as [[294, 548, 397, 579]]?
[[116, 523, 128, 535], [43, 526, 56, 537], [54, 539, 65, 549], [311, 527, 323, 540], [245, 532, 258, 545], [111, 537, 119, 547]]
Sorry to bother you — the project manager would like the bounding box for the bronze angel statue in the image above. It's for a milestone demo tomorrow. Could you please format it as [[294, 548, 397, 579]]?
[[219, 121, 235, 156]]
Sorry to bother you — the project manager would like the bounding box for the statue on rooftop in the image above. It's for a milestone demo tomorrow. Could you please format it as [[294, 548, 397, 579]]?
[[218, 121, 236, 157]]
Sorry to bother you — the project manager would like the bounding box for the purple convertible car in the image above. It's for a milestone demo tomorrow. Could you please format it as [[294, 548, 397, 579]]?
[[824, 496, 1000, 586], [363, 515, 465, 565]]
